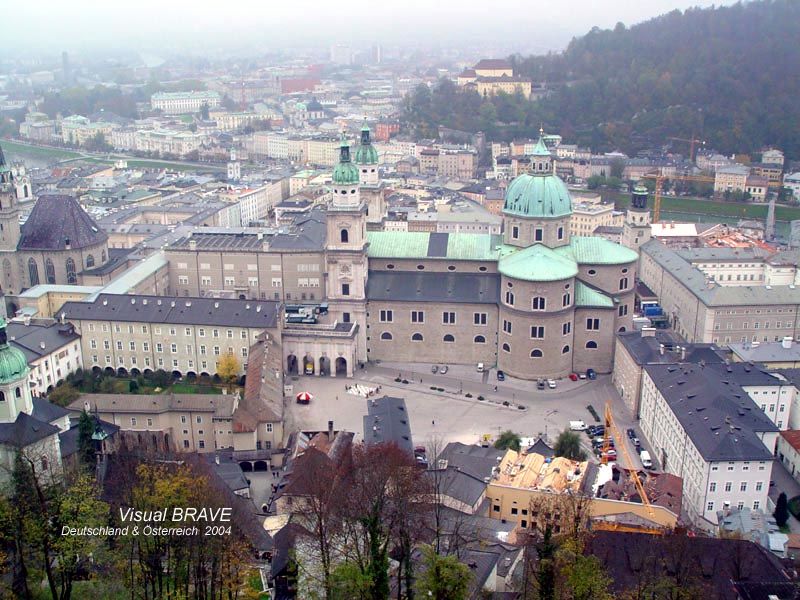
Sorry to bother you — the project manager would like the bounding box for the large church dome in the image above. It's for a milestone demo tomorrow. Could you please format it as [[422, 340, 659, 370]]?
[[502, 133, 572, 219]]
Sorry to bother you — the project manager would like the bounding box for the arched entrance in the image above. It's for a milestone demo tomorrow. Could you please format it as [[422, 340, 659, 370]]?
[[240, 462, 253, 472], [131, 368, 141, 377], [92, 366, 102, 375], [143, 369, 153, 377], [303, 355, 314, 376], [287, 354, 298, 375], [186, 371, 197, 381], [319, 356, 331, 376], [254, 461, 268, 472], [117, 367, 128, 377], [104, 367, 115, 376], [335, 357, 347, 377], [172, 370, 182, 379]]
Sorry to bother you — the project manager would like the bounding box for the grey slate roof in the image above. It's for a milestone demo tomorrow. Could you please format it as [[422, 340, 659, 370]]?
[[7, 321, 80, 364], [641, 240, 800, 307], [0, 412, 60, 447], [18, 194, 108, 251], [57, 294, 279, 328], [616, 330, 725, 366], [644, 363, 777, 462], [729, 342, 800, 364], [367, 271, 499, 304], [363, 395, 413, 455], [32, 397, 70, 424]]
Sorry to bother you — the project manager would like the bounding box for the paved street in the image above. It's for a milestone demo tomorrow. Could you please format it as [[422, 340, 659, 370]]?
[[283, 362, 638, 462]]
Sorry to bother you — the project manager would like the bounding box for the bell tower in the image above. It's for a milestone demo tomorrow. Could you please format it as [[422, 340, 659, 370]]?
[[326, 139, 368, 360], [0, 145, 21, 253], [622, 185, 652, 250], [354, 120, 385, 224]]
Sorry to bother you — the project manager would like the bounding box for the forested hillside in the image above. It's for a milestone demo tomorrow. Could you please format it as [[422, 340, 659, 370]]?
[[404, 0, 800, 158]]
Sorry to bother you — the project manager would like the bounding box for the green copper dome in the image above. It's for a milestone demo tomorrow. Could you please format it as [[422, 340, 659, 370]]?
[[332, 141, 359, 186], [0, 319, 29, 384], [503, 173, 572, 219], [354, 123, 378, 165], [498, 244, 578, 282]]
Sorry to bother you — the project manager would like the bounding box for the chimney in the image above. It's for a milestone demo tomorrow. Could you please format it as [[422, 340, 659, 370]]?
[[783, 337, 793, 349], [659, 343, 665, 355], [680, 346, 686, 361], [215, 454, 220, 465], [328, 420, 334, 442], [189, 239, 197, 251], [641, 327, 656, 338]]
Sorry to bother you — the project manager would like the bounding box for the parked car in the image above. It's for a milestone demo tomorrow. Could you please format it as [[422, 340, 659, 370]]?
[[588, 425, 605, 437], [627, 428, 636, 440], [578, 373, 587, 380], [497, 370, 505, 381], [569, 420, 588, 431], [537, 379, 546, 390], [476, 363, 485, 373], [586, 368, 597, 380], [633, 438, 641, 448], [440, 365, 448, 374], [569, 372, 579, 381], [602, 449, 617, 460], [431, 365, 439, 374], [547, 379, 557, 389]]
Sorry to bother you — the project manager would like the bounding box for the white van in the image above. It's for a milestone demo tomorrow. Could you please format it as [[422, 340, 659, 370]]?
[[640, 450, 653, 469], [569, 420, 588, 431], [476, 363, 485, 373]]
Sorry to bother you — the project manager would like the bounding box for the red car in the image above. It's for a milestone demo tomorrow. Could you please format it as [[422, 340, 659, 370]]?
[[569, 372, 579, 381]]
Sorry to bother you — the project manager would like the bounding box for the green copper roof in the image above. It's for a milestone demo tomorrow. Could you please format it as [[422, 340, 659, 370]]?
[[554, 236, 639, 265], [332, 140, 359, 186], [503, 173, 572, 219], [366, 232, 502, 261], [0, 318, 30, 384], [532, 132, 550, 157], [498, 244, 578, 282], [575, 281, 614, 308], [355, 123, 378, 165]]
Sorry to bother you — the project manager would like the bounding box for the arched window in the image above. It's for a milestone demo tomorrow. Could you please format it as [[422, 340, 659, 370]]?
[[618, 326, 627, 332], [412, 333, 423, 341], [340, 229, 349, 243], [86, 254, 95, 268], [0, 391, 5, 402], [619, 277, 629, 290], [562, 345, 570, 354], [380, 332, 392, 340], [45, 258, 56, 284], [474, 335, 486, 343], [101, 250, 107, 263], [532, 297, 546, 311], [586, 341, 598, 349], [66, 258, 77, 284], [530, 349, 543, 358], [502, 343, 511, 353], [505, 291, 514, 305], [443, 334, 455, 343], [28, 258, 39, 286], [15, 387, 21, 398]]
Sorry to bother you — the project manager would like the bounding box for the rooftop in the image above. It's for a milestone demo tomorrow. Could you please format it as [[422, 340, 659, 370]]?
[[70, 393, 236, 416], [366, 231, 502, 261], [366, 271, 499, 304], [18, 194, 107, 251], [363, 395, 413, 454], [491, 449, 588, 493]]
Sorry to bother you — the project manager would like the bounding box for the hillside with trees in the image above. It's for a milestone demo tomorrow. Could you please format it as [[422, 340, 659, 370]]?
[[404, 0, 800, 159]]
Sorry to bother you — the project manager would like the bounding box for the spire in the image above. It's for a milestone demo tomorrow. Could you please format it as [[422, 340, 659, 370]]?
[[339, 138, 352, 164], [532, 128, 550, 157], [0, 317, 6, 348], [360, 118, 371, 146]]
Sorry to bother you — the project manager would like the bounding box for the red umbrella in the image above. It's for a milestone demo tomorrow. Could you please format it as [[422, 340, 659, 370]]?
[[296, 392, 313, 403]]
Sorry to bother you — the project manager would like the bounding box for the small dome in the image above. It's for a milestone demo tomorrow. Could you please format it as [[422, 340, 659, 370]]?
[[0, 319, 29, 384], [355, 123, 378, 166], [332, 141, 359, 186], [503, 173, 572, 219], [499, 244, 578, 282]]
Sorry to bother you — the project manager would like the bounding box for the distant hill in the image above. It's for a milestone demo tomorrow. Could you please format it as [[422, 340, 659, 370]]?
[[404, 0, 800, 160]]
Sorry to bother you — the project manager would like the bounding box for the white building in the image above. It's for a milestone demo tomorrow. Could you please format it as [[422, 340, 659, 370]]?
[[784, 173, 800, 202], [7, 319, 83, 396], [151, 91, 221, 115], [638, 363, 777, 530]]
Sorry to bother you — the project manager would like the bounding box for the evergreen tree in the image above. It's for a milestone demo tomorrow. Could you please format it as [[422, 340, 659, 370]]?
[[774, 492, 790, 527]]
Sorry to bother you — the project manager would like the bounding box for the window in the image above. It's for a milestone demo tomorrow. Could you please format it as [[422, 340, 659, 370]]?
[[532, 297, 546, 311], [707, 502, 714, 512], [753, 501, 761, 510], [412, 333, 424, 341], [503, 320, 512, 334], [535, 228, 543, 241], [411, 311, 424, 323], [170, 343, 177, 353], [724, 482, 732, 492], [380, 332, 392, 340], [380, 310, 393, 322], [740, 482, 748, 492], [474, 335, 486, 343], [342, 283, 350, 296], [586, 318, 600, 330], [562, 293, 571, 307], [710, 482, 717, 492], [45, 258, 56, 284], [562, 345, 570, 354], [147, 418, 153, 427], [512, 226, 519, 239], [557, 226, 564, 240], [756, 481, 763, 491], [618, 304, 628, 317], [183, 440, 190, 449], [443, 334, 455, 343], [66, 258, 77, 284], [530, 349, 543, 358], [562, 322, 571, 335], [340, 229, 349, 243], [196, 416, 202, 424], [129, 341, 136, 351], [474, 312, 487, 325], [531, 326, 544, 339], [502, 343, 511, 352], [28, 258, 39, 286], [443, 312, 456, 324], [585, 341, 598, 349], [505, 290, 514, 305], [131, 418, 137, 426], [116, 341, 123, 351], [343, 312, 351, 323], [619, 277, 628, 290]]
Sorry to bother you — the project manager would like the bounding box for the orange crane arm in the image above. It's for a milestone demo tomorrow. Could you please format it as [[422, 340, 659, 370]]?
[[605, 402, 654, 516]]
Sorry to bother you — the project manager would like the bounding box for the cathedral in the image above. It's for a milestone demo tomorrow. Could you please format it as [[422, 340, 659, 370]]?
[[0, 147, 111, 297]]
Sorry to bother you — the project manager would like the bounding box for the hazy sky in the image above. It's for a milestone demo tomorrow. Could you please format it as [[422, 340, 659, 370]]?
[[3, 0, 730, 56]]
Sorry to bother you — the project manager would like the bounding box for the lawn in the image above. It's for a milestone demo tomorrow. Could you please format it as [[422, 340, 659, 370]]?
[[0, 138, 89, 160], [170, 382, 224, 395]]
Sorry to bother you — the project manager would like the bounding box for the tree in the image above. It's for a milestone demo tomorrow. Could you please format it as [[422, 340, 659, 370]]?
[[47, 383, 80, 407], [554, 430, 587, 461], [494, 430, 521, 452], [199, 102, 210, 120], [774, 492, 790, 527], [84, 132, 112, 153], [217, 352, 240, 383], [76, 411, 96, 469], [415, 545, 471, 600]]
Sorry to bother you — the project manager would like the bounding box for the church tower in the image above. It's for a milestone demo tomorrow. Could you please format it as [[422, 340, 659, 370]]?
[[325, 139, 369, 361], [0, 317, 33, 424], [354, 121, 385, 224], [0, 145, 21, 253], [622, 185, 652, 250]]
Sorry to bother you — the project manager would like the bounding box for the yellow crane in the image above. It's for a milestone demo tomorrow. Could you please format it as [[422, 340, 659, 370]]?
[[669, 136, 706, 162], [602, 402, 654, 517], [642, 171, 716, 222]]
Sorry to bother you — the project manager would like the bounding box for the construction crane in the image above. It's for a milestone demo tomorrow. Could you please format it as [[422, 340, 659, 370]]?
[[669, 136, 706, 163], [642, 171, 716, 222], [602, 402, 654, 517]]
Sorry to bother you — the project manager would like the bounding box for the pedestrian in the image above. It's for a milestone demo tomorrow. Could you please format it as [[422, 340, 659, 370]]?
[[494, 385, 498, 392], [432, 419, 435, 426]]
